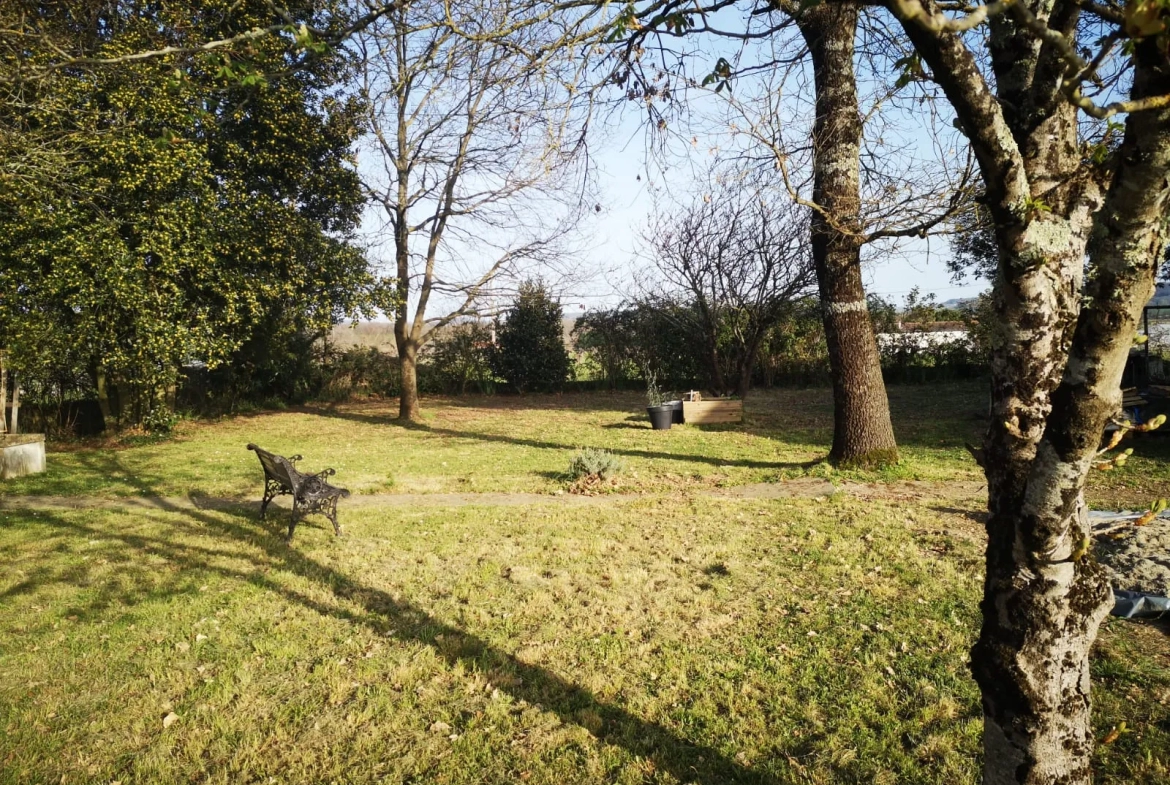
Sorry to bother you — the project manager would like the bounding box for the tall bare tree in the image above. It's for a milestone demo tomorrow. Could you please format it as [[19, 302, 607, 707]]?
[[878, 1, 1170, 781], [354, 0, 592, 420], [643, 174, 815, 396], [621, 3, 972, 465]]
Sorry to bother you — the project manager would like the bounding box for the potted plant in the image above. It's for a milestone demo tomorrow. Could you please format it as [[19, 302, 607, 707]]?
[[645, 371, 673, 430]]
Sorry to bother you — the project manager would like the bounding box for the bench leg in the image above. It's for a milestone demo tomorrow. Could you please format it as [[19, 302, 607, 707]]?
[[260, 480, 281, 520], [287, 498, 300, 541], [327, 496, 342, 536]]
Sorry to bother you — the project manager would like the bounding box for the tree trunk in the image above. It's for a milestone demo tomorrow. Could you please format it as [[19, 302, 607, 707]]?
[[976, 45, 1170, 783], [9, 377, 20, 435], [95, 369, 112, 431], [397, 339, 420, 421], [706, 337, 728, 397], [799, 7, 899, 467], [0, 353, 7, 435], [734, 333, 765, 398], [735, 362, 753, 400]]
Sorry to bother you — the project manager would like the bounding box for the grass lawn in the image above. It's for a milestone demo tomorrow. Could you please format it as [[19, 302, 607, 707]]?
[[2, 381, 1168, 783], [0, 382, 998, 500]]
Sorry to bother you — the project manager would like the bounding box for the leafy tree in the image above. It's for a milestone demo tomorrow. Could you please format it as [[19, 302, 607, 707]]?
[[573, 301, 706, 390], [757, 296, 829, 387], [946, 200, 998, 284], [0, 0, 370, 426], [572, 309, 641, 388], [492, 281, 572, 393]]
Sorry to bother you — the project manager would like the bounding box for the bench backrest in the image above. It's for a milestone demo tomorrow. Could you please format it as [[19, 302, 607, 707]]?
[[247, 444, 302, 492]]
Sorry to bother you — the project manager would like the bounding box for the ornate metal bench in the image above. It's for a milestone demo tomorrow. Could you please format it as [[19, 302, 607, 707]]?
[[246, 444, 350, 539]]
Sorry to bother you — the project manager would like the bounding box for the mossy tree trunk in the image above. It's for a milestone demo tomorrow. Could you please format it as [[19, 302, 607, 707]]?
[[0, 351, 7, 436]]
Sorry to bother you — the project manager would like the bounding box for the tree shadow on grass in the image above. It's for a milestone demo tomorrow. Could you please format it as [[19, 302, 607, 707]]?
[[303, 405, 818, 472], [929, 505, 989, 525], [6, 453, 778, 785]]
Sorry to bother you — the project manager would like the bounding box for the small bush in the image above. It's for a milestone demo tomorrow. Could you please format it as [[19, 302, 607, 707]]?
[[567, 448, 625, 481], [142, 406, 179, 434]]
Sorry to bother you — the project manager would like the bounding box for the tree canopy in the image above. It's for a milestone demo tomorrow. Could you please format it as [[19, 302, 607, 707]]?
[[493, 281, 573, 393], [0, 0, 370, 422]]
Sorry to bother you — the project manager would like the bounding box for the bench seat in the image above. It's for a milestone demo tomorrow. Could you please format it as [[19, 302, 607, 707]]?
[[247, 443, 350, 540]]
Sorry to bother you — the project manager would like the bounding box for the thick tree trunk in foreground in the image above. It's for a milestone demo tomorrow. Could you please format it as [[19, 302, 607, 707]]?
[[889, 3, 1170, 780], [799, 7, 899, 467], [976, 59, 1170, 785]]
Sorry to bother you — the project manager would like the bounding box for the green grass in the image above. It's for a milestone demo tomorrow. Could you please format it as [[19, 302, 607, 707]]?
[[3, 497, 1166, 784], [2, 383, 994, 500], [6, 380, 1162, 508], [1, 381, 1167, 783]]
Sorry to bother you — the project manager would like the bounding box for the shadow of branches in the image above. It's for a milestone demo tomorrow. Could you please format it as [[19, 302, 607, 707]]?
[[3, 452, 775, 784]]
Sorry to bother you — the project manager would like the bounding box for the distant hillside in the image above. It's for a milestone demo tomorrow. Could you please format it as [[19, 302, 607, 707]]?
[[326, 315, 583, 357]]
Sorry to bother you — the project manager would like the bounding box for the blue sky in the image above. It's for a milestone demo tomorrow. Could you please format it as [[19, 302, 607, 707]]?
[[354, 8, 991, 323], [570, 137, 988, 320]]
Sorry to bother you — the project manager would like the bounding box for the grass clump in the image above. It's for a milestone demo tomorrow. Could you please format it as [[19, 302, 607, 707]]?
[[566, 447, 624, 482]]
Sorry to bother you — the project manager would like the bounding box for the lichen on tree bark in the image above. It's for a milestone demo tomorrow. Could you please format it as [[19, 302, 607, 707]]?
[[888, 1, 1170, 782]]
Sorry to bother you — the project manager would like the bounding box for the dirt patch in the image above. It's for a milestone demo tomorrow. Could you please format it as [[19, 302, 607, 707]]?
[[1097, 517, 1170, 597], [717, 478, 986, 503]]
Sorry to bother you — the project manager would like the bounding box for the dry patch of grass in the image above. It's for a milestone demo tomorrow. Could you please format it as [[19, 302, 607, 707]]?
[[2, 494, 1165, 784]]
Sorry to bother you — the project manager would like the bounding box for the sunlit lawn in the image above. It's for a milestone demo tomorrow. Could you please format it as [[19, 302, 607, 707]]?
[[1, 383, 992, 500], [1, 381, 1168, 783]]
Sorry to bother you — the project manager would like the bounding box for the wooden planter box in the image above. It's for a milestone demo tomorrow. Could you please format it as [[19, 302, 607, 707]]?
[[1, 434, 46, 479], [682, 400, 743, 424]]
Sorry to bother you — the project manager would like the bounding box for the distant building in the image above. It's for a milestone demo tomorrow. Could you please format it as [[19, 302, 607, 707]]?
[[876, 321, 971, 351]]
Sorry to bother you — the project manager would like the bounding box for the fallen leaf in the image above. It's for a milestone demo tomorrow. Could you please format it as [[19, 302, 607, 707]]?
[[162, 712, 179, 728], [430, 721, 451, 733]]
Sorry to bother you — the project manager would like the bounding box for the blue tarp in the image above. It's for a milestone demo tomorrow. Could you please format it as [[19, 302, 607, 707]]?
[[1111, 590, 1170, 619]]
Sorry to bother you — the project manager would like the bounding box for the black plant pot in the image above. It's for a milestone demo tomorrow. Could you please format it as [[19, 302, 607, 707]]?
[[667, 400, 684, 424], [647, 404, 673, 430]]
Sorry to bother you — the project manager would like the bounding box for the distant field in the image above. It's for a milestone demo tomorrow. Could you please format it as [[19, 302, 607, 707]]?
[[1, 382, 1167, 784], [326, 321, 398, 353]]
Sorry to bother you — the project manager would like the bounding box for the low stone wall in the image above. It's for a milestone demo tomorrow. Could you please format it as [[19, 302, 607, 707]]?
[[0, 435, 46, 479]]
